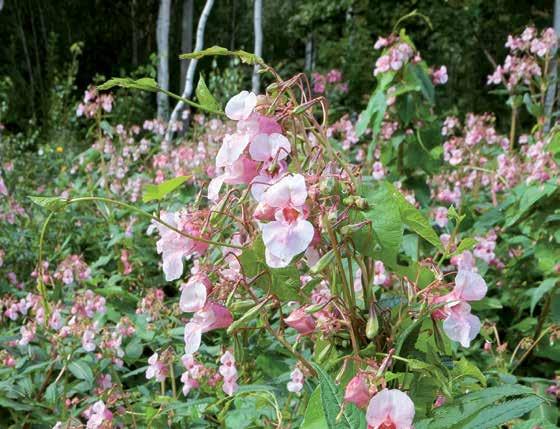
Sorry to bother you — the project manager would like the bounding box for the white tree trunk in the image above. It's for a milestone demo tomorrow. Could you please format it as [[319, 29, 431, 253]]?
[[0, 0, 4, 12], [305, 33, 314, 71], [180, 0, 194, 93], [252, 0, 263, 94], [156, 0, 171, 120], [165, 0, 215, 143], [544, 0, 560, 132]]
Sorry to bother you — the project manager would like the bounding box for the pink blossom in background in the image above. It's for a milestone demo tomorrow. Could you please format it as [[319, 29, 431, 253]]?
[[366, 388, 415, 429], [84, 400, 113, 429], [219, 350, 238, 395], [183, 302, 233, 355], [146, 352, 168, 382], [287, 367, 305, 393]]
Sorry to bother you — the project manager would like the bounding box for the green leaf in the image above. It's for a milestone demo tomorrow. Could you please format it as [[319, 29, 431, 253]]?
[[68, 360, 94, 385], [416, 384, 542, 429], [97, 77, 159, 92], [180, 46, 262, 65], [142, 176, 189, 203], [301, 386, 329, 429], [529, 277, 559, 315], [460, 396, 545, 429], [361, 182, 403, 262], [453, 358, 487, 387], [356, 72, 394, 138], [28, 195, 68, 212], [312, 363, 365, 429], [451, 238, 477, 256], [386, 182, 444, 251], [195, 75, 222, 113]]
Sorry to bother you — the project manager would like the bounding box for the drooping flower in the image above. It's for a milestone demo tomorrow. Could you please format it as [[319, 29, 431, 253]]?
[[285, 307, 316, 335], [366, 389, 415, 429], [344, 373, 371, 408], [184, 303, 233, 355], [249, 133, 291, 163], [436, 270, 488, 347]]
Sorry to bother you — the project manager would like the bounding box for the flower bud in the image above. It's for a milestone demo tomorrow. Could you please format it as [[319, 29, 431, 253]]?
[[285, 308, 316, 335], [366, 305, 379, 339], [344, 374, 371, 408], [310, 250, 335, 274]]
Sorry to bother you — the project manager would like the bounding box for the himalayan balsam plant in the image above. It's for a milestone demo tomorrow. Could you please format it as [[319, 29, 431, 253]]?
[[0, 27, 558, 429]]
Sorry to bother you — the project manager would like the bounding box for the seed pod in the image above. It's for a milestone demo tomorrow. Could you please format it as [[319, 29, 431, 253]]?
[[366, 304, 379, 339], [310, 250, 335, 274]]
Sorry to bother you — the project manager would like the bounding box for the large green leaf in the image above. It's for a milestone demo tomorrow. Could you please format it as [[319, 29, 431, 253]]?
[[301, 386, 329, 429], [180, 45, 262, 65], [97, 77, 159, 92], [386, 182, 444, 251], [361, 182, 403, 262], [356, 72, 394, 138], [416, 384, 543, 429], [28, 195, 68, 212], [529, 277, 559, 315], [195, 75, 222, 112]]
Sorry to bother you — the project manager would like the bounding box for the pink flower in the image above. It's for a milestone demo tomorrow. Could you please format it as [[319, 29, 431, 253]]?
[[225, 91, 257, 121], [437, 270, 487, 347], [366, 389, 415, 429], [148, 211, 209, 281], [287, 367, 304, 393], [82, 328, 96, 352], [372, 162, 385, 180], [180, 371, 200, 396], [373, 261, 387, 285], [184, 303, 233, 355], [85, 400, 113, 429], [434, 207, 448, 228], [208, 156, 260, 201], [219, 350, 239, 395], [344, 374, 371, 408], [249, 133, 291, 163], [216, 132, 251, 168], [146, 352, 168, 382], [285, 307, 316, 335], [259, 174, 314, 268], [180, 273, 211, 313], [432, 65, 448, 85], [443, 302, 482, 348]]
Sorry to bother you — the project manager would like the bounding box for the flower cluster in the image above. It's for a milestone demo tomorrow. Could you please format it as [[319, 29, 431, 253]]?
[[373, 34, 417, 76], [488, 27, 557, 90], [311, 69, 349, 94], [76, 86, 113, 118]]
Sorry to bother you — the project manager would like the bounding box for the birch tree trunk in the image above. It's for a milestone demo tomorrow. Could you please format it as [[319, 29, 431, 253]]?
[[156, 0, 171, 120], [304, 33, 314, 71], [165, 0, 215, 143], [544, 0, 560, 132], [252, 0, 263, 94], [131, 0, 138, 67], [180, 0, 194, 93]]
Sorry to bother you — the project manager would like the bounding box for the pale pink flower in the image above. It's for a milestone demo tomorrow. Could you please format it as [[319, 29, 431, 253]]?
[[434, 207, 448, 228], [373, 261, 387, 285], [443, 302, 482, 348], [220, 350, 239, 395], [82, 328, 96, 352], [287, 367, 305, 393], [180, 273, 211, 313], [146, 352, 168, 382], [225, 91, 257, 121], [372, 162, 385, 180], [216, 132, 251, 168], [184, 303, 233, 355], [366, 388, 415, 429], [85, 400, 113, 429], [249, 133, 291, 162], [432, 65, 448, 85]]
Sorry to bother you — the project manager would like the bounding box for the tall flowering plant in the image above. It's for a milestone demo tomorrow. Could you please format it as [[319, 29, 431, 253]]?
[[8, 30, 557, 428]]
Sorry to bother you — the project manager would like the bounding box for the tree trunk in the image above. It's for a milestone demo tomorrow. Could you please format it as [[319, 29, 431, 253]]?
[[544, 0, 560, 132], [0, 0, 4, 12], [305, 33, 314, 71], [165, 0, 215, 143], [252, 0, 263, 94], [156, 0, 171, 120], [180, 0, 194, 93], [131, 0, 138, 67]]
